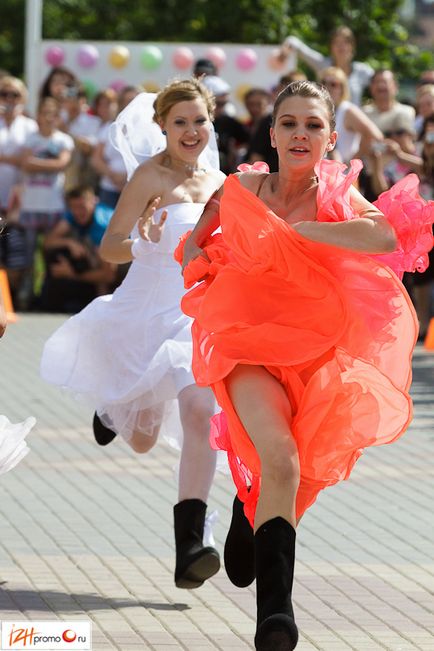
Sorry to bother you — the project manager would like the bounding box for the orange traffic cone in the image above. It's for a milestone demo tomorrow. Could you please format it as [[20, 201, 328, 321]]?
[[423, 317, 434, 351], [0, 269, 18, 323]]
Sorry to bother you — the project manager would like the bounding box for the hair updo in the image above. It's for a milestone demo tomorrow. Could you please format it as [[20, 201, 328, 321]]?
[[152, 78, 215, 124]]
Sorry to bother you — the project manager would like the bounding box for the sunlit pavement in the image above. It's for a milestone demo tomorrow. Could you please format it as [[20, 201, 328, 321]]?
[[0, 314, 433, 650]]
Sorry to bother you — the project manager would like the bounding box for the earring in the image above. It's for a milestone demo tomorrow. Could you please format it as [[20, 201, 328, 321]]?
[[162, 130, 167, 136]]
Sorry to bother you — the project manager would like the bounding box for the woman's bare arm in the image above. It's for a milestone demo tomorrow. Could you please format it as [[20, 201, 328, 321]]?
[[100, 162, 159, 263], [292, 185, 397, 253], [181, 186, 224, 271]]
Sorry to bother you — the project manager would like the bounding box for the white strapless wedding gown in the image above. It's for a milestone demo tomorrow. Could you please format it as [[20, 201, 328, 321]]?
[[40, 203, 209, 444]]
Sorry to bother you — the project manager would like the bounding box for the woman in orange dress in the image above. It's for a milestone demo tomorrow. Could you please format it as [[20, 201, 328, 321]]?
[[177, 81, 433, 650]]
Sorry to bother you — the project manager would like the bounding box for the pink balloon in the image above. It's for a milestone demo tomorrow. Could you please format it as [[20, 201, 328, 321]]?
[[109, 79, 127, 93], [236, 48, 257, 72], [172, 47, 194, 70], [205, 46, 227, 70], [45, 45, 65, 67], [77, 45, 99, 69]]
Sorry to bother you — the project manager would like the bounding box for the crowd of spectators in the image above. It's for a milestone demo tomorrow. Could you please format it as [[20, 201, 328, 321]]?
[[0, 29, 433, 335]]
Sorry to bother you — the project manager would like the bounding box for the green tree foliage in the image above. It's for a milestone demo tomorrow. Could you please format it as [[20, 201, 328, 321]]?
[[0, 0, 432, 80]]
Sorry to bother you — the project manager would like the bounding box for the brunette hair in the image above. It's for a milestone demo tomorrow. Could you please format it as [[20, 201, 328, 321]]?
[[39, 66, 78, 99], [272, 80, 336, 130], [153, 78, 215, 124], [330, 25, 356, 48]]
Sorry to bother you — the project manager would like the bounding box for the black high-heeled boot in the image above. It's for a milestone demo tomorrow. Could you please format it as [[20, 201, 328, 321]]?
[[93, 412, 117, 446], [224, 494, 255, 587], [174, 499, 220, 589], [254, 517, 298, 651]]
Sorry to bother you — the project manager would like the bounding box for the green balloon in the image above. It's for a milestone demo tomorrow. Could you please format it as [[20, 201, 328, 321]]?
[[141, 45, 163, 70], [82, 79, 98, 100]]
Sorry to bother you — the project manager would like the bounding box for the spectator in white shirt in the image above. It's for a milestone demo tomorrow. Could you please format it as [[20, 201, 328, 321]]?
[[91, 86, 140, 208], [62, 85, 101, 190], [17, 97, 74, 308], [0, 76, 37, 297], [279, 26, 373, 106]]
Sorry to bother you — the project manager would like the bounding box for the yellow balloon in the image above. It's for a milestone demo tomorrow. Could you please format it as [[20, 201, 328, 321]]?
[[108, 46, 130, 69], [142, 81, 161, 93], [236, 83, 252, 103]]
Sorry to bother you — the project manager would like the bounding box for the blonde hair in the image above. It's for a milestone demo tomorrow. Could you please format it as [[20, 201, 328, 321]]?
[[416, 84, 434, 103], [153, 78, 215, 124], [318, 66, 350, 103], [0, 76, 28, 102]]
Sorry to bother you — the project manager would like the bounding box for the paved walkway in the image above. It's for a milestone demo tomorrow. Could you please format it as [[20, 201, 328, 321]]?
[[0, 314, 433, 651]]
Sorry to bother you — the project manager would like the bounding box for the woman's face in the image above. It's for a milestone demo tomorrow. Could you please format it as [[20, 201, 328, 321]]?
[[96, 96, 118, 122], [270, 96, 336, 171], [162, 97, 211, 163], [0, 83, 24, 118], [321, 76, 344, 106], [418, 92, 434, 119], [49, 73, 72, 100], [330, 36, 353, 65]]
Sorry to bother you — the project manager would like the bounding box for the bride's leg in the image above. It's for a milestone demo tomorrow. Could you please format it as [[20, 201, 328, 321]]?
[[177, 384, 217, 502], [172, 384, 219, 589], [128, 405, 163, 453]]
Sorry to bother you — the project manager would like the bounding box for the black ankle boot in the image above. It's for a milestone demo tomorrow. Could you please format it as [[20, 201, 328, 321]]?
[[254, 517, 298, 651], [93, 412, 117, 446], [224, 494, 255, 587], [174, 499, 220, 589]]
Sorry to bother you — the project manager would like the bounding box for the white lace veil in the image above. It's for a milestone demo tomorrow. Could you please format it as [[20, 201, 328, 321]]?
[[110, 91, 220, 180]]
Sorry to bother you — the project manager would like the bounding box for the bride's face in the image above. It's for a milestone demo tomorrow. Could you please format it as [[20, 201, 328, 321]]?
[[162, 98, 211, 162]]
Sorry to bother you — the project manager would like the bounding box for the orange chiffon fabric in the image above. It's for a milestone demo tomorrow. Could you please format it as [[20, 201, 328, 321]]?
[[175, 159, 433, 527]]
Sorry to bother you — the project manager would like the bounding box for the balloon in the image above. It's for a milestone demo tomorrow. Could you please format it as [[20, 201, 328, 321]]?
[[108, 45, 130, 69], [205, 46, 227, 70], [77, 45, 99, 69], [82, 79, 98, 100], [45, 45, 65, 67], [235, 48, 258, 72], [236, 83, 253, 103], [172, 47, 194, 70], [268, 48, 287, 71], [109, 79, 127, 93], [140, 45, 163, 71], [142, 81, 161, 93]]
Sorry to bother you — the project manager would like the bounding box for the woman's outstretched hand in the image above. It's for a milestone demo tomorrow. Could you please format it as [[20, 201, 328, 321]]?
[[138, 196, 168, 243]]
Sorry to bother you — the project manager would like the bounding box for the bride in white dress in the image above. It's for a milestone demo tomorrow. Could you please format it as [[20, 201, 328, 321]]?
[[40, 79, 225, 589], [0, 296, 34, 475]]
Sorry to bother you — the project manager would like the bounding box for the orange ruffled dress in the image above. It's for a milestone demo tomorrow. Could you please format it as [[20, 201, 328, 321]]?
[[174, 159, 434, 527]]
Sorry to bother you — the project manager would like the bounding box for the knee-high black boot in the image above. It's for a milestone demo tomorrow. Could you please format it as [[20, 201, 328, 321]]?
[[174, 499, 221, 589], [224, 494, 255, 587], [254, 517, 298, 651]]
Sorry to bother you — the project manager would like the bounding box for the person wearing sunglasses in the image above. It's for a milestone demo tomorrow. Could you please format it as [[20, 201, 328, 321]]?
[[318, 67, 383, 165], [0, 76, 37, 302]]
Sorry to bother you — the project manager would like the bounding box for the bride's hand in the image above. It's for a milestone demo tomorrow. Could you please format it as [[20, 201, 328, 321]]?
[[138, 196, 168, 243]]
